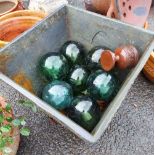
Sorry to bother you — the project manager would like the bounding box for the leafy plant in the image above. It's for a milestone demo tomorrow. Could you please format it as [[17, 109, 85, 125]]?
[[0, 99, 37, 155]]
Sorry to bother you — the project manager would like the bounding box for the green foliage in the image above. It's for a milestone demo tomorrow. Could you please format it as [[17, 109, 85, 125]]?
[[20, 127, 30, 136], [0, 136, 13, 151], [0, 99, 37, 154], [19, 117, 26, 126], [0, 125, 12, 133], [5, 117, 13, 123], [5, 104, 11, 113], [2, 147, 12, 155], [12, 119, 21, 126], [0, 114, 4, 124], [18, 100, 37, 113]]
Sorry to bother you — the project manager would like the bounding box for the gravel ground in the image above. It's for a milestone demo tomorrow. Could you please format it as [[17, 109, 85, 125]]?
[[0, 1, 154, 155]]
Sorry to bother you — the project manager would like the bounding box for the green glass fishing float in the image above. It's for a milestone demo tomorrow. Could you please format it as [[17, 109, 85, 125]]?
[[68, 65, 89, 93], [39, 52, 69, 80], [87, 70, 117, 102], [66, 96, 101, 131], [60, 41, 85, 65], [86, 46, 106, 70], [42, 81, 73, 110]]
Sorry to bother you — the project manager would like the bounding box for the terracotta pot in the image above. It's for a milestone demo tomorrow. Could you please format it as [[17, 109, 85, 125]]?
[[85, 0, 119, 18], [15, 0, 25, 11], [0, 0, 18, 16], [116, 0, 152, 27], [86, 0, 152, 27], [0, 96, 20, 155], [0, 10, 45, 47], [143, 52, 154, 82], [92, 0, 111, 15], [0, 10, 46, 22], [0, 16, 41, 42]]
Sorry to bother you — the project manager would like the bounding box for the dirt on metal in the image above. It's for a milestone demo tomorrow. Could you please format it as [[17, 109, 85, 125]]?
[[12, 71, 34, 93], [0, 54, 12, 73]]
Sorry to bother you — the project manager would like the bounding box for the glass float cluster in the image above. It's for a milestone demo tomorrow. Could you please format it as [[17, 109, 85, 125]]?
[[39, 41, 139, 132]]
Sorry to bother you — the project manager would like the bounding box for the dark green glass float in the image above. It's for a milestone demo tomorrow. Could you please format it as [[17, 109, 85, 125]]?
[[39, 52, 69, 80], [60, 41, 85, 65], [42, 81, 73, 110], [68, 65, 89, 93], [66, 96, 101, 132], [87, 70, 118, 102], [86, 46, 106, 70]]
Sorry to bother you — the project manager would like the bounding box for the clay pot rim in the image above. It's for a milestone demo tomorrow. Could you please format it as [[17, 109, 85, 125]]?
[[0, 15, 41, 46], [0, 12, 44, 44], [0, 16, 41, 27], [0, 9, 46, 22], [0, 0, 18, 16], [0, 16, 41, 42]]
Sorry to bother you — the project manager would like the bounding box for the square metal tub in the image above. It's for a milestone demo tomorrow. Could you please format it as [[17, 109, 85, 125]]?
[[0, 5, 154, 142]]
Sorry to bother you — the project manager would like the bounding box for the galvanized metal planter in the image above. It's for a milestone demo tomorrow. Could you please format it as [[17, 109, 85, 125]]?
[[0, 5, 154, 143]]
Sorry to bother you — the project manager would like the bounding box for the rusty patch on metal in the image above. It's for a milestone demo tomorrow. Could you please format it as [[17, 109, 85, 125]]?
[[12, 71, 35, 94], [0, 54, 11, 73]]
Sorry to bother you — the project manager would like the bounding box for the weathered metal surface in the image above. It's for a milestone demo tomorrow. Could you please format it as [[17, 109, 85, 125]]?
[[0, 53, 12, 73], [0, 6, 68, 95], [0, 5, 154, 142]]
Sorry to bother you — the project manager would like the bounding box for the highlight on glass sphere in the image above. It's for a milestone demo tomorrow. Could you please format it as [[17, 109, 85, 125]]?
[[66, 96, 101, 131], [87, 70, 117, 102], [60, 41, 85, 65], [86, 46, 107, 70], [39, 52, 69, 80], [68, 65, 89, 93], [42, 80, 73, 110]]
